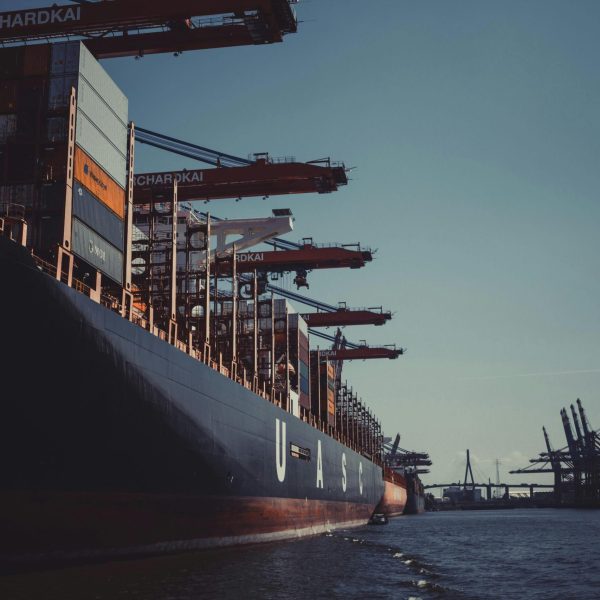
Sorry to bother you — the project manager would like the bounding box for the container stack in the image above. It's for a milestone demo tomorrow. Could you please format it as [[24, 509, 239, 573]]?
[[0, 41, 129, 284], [310, 353, 336, 427]]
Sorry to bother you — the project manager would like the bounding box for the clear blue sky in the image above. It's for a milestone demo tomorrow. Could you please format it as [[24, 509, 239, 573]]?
[[12, 0, 600, 484]]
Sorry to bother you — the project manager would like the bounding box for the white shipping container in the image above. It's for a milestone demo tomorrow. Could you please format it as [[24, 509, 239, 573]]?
[[77, 77, 127, 151], [51, 43, 128, 120], [78, 45, 128, 122], [76, 111, 127, 188], [0, 114, 17, 143]]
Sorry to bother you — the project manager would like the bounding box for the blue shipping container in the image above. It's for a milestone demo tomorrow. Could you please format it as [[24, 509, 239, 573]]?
[[72, 180, 124, 251]]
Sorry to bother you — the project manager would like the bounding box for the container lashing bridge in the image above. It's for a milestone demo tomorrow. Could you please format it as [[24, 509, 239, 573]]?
[[0, 0, 298, 59]]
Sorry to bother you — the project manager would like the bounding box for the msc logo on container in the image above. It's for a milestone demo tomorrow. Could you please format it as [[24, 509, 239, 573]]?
[[88, 240, 106, 264]]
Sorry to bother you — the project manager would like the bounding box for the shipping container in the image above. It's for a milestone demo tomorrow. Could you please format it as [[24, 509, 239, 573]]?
[[50, 42, 80, 76], [77, 77, 128, 148], [78, 45, 128, 122], [299, 359, 310, 410], [72, 180, 124, 251], [0, 81, 18, 114], [40, 145, 68, 183], [310, 354, 337, 426], [0, 47, 23, 80], [49, 42, 128, 120], [74, 146, 125, 218], [75, 112, 127, 188], [18, 78, 46, 113], [47, 75, 78, 111], [5, 143, 36, 182], [72, 218, 123, 284], [46, 116, 68, 143], [0, 115, 17, 144], [40, 182, 66, 212], [38, 216, 63, 256], [16, 112, 38, 139], [0, 183, 36, 207], [23, 44, 51, 78]]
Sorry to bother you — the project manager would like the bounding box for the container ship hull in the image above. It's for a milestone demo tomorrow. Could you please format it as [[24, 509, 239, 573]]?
[[375, 472, 408, 517], [0, 236, 384, 571]]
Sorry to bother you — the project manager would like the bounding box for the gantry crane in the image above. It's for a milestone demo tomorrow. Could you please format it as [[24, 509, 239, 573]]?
[[510, 399, 600, 506], [0, 0, 297, 59]]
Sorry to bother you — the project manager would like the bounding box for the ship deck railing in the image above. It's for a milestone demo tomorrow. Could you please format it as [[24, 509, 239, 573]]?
[[4, 230, 384, 467]]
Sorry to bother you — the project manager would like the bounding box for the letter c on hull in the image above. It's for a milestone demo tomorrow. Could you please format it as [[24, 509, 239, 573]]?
[[275, 418, 286, 482]]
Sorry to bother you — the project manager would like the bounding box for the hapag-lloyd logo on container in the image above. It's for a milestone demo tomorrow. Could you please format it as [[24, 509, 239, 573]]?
[[83, 163, 108, 192], [0, 6, 81, 29]]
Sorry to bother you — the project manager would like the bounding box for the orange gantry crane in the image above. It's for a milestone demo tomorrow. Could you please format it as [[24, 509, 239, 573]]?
[[0, 0, 297, 58], [319, 345, 404, 360], [302, 305, 392, 328], [219, 243, 372, 276], [133, 159, 348, 203]]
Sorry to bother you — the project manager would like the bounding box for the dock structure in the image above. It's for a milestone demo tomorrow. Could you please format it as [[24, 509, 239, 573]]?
[[510, 399, 600, 507]]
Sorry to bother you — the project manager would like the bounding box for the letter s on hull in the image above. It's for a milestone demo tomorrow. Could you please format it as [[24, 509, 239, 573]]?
[[342, 452, 347, 492], [275, 418, 286, 482]]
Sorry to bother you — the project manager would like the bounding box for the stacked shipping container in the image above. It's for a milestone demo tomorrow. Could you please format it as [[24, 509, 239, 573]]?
[[0, 42, 129, 284], [310, 352, 337, 427]]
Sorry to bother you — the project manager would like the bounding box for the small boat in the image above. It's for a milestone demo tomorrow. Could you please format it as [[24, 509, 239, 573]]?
[[368, 513, 389, 525]]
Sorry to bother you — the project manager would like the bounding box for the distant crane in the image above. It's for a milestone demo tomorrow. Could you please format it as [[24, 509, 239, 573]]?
[[510, 399, 600, 506]]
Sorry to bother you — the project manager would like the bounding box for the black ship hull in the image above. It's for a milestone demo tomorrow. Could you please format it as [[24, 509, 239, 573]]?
[[0, 237, 384, 571]]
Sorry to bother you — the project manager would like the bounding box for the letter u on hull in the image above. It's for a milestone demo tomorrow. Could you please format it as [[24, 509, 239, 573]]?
[[275, 418, 286, 482]]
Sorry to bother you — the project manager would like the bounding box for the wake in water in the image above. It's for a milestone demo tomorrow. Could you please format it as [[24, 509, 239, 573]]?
[[327, 530, 467, 598]]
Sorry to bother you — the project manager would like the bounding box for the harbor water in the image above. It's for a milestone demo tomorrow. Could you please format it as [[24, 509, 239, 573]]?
[[2, 509, 599, 600]]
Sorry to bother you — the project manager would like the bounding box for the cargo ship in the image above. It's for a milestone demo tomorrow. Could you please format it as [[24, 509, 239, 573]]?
[[380, 435, 430, 516], [0, 2, 428, 571]]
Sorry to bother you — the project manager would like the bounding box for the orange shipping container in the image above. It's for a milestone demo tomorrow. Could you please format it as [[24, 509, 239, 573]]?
[[74, 145, 125, 218]]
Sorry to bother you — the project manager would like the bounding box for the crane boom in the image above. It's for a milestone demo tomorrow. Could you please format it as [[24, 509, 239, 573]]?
[[0, 1, 297, 53], [317, 347, 403, 361], [133, 160, 347, 202], [302, 308, 392, 327], [218, 245, 372, 274]]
